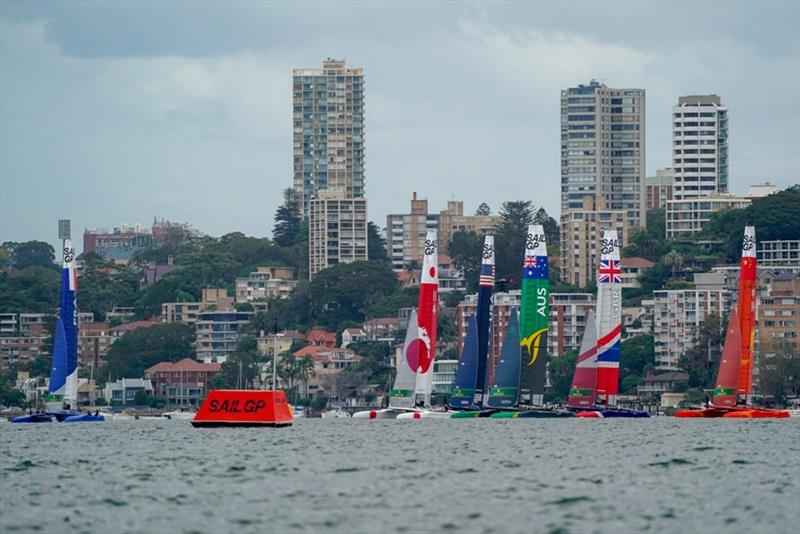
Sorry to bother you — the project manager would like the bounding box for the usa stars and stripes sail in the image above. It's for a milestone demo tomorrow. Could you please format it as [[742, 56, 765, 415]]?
[[474, 235, 495, 405], [594, 230, 622, 406]]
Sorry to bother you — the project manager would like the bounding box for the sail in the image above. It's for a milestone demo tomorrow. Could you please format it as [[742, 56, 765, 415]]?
[[519, 224, 550, 406], [567, 310, 598, 408], [594, 230, 622, 406], [736, 226, 757, 402], [60, 240, 79, 409], [449, 314, 479, 409], [475, 235, 495, 404], [46, 319, 69, 407], [414, 230, 439, 405], [389, 310, 420, 409], [487, 309, 521, 408], [712, 309, 742, 408]]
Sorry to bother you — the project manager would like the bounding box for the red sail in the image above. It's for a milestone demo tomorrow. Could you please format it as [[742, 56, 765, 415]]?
[[736, 226, 757, 398], [567, 310, 597, 408], [712, 309, 742, 408], [414, 230, 439, 397]]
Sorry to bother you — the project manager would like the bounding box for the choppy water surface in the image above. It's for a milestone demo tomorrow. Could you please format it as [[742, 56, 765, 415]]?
[[1, 418, 799, 534]]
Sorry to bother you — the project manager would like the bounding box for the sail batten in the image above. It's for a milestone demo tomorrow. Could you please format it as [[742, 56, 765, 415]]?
[[519, 225, 550, 406]]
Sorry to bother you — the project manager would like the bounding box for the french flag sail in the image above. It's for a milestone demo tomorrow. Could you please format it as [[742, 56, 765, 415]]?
[[736, 226, 757, 404], [474, 235, 495, 405], [594, 230, 622, 406], [567, 309, 597, 408], [47, 240, 79, 411], [413, 230, 439, 406]]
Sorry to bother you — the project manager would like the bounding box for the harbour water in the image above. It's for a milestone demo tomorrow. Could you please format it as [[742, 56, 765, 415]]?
[[2, 418, 799, 534]]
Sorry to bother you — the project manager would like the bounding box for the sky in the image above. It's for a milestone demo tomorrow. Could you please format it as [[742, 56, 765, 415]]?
[[1, 1, 799, 254]]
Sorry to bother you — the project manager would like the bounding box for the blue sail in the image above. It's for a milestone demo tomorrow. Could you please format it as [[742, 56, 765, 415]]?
[[487, 309, 521, 408], [47, 319, 68, 398], [474, 236, 495, 401], [59, 242, 79, 408], [449, 314, 479, 409]]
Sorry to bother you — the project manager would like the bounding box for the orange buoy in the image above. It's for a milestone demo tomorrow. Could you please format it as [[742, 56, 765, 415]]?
[[191, 390, 293, 427]]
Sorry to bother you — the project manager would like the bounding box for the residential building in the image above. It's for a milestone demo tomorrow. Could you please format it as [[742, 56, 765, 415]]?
[[746, 182, 777, 199], [645, 168, 674, 210], [665, 194, 750, 239], [292, 346, 362, 395], [560, 195, 628, 287], [362, 317, 401, 342], [0, 323, 50, 368], [622, 297, 654, 339], [757, 273, 799, 367], [637, 371, 689, 399], [620, 257, 655, 289], [144, 358, 221, 406], [759, 240, 800, 267], [235, 266, 298, 302], [102, 378, 154, 405], [432, 359, 458, 394], [437, 201, 499, 249], [292, 58, 365, 218], [256, 330, 305, 358], [305, 328, 337, 347], [83, 224, 152, 264], [140, 257, 184, 288], [161, 301, 202, 325], [561, 79, 646, 230], [19, 313, 48, 335], [195, 309, 253, 363], [341, 328, 366, 348], [0, 313, 17, 334], [386, 192, 439, 271], [108, 319, 161, 341], [106, 307, 135, 323], [438, 254, 466, 293], [653, 285, 730, 370], [78, 321, 112, 368], [672, 95, 728, 200], [308, 192, 368, 278]]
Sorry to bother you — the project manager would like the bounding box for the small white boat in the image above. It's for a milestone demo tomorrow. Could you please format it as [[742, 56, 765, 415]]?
[[396, 409, 452, 420], [161, 409, 196, 421], [321, 409, 351, 418]]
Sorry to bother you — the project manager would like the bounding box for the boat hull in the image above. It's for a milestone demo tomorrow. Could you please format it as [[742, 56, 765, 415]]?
[[675, 406, 790, 418], [571, 407, 650, 418], [352, 408, 409, 419], [396, 410, 452, 420], [11, 414, 53, 423], [63, 414, 105, 423], [490, 408, 575, 419]]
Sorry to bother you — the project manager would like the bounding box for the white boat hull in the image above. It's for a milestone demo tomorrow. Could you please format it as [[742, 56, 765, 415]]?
[[352, 408, 415, 419], [396, 410, 452, 420]]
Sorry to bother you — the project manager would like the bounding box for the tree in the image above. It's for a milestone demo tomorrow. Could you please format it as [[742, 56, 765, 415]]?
[[619, 334, 654, 393], [758, 343, 800, 406], [679, 313, 724, 389], [0, 267, 60, 313], [3, 241, 56, 269], [475, 203, 491, 216], [273, 188, 302, 247], [102, 323, 194, 381], [546, 350, 578, 403], [367, 221, 389, 264], [494, 201, 535, 288], [78, 256, 139, 320], [309, 261, 398, 330], [442, 290, 465, 308], [448, 230, 483, 292], [533, 207, 559, 247]]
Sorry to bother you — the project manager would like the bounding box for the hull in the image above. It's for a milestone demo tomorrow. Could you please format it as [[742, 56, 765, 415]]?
[[450, 409, 498, 419], [63, 414, 105, 423], [396, 410, 453, 420], [51, 411, 80, 422], [675, 406, 790, 418], [572, 407, 650, 418], [11, 414, 53, 423], [490, 408, 575, 419], [352, 408, 413, 419]]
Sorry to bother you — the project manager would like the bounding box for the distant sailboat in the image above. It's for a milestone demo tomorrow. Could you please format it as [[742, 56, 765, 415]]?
[[675, 226, 789, 419], [354, 230, 439, 419], [449, 315, 479, 409], [568, 230, 649, 418], [486, 309, 521, 408]]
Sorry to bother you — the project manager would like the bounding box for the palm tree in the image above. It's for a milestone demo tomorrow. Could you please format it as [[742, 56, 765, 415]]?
[[664, 250, 684, 279], [296, 355, 315, 399]]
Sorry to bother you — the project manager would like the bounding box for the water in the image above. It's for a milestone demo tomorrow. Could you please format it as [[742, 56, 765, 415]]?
[[2, 418, 799, 534]]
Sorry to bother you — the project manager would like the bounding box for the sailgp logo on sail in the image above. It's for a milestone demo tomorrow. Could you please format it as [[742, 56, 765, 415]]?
[[482, 243, 494, 259], [601, 238, 619, 255], [742, 234, 755, 252], [424, 239, 436, 256], [63, 247, 75, 263], [526, 232, 546, 251]]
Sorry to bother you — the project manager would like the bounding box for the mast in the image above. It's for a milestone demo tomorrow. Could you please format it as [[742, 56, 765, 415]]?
[[594, 230, 622, 407], [414, 230, 439, 406], [736, 226, 757, 404], [567, 309, 598, 408], [475, 235, 495, 405], [519, 224, 550, 407]]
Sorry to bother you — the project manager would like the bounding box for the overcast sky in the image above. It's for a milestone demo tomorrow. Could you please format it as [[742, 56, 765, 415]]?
[[1, 1, 798, 253]]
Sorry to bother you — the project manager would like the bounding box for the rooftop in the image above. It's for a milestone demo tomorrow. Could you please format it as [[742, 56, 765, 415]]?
[[145, 358, 221, 374]]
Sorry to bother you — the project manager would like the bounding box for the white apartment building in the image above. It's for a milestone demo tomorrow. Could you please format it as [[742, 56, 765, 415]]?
[[758, 240, 800, 267], [308, 192, 368, 278], [235, 267, 298, 302], [653, 287, 730, 370], [672, 95, 729, 200], [665, 194, 750, 240], [386, 192, 438, 271]]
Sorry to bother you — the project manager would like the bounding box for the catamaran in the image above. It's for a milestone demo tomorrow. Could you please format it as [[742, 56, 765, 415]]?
[[489, 224, 573, 418], [354, 230, 439, 419], [13, 241, 102, 423], [675, 226, 789, 418], [567, 230, 649, 418]]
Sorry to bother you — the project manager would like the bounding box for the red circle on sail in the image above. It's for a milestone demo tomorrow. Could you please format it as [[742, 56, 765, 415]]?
[[406, 339, 433, 373], [429, 267, 436, 278]]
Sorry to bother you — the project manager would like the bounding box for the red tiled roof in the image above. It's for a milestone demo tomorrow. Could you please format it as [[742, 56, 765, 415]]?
[[365, 317, 399, 326], [621, 257, 655, 269], [305, 328, 336, 343], [145, 358, 221, 373], [109, 320, 161, 334]]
